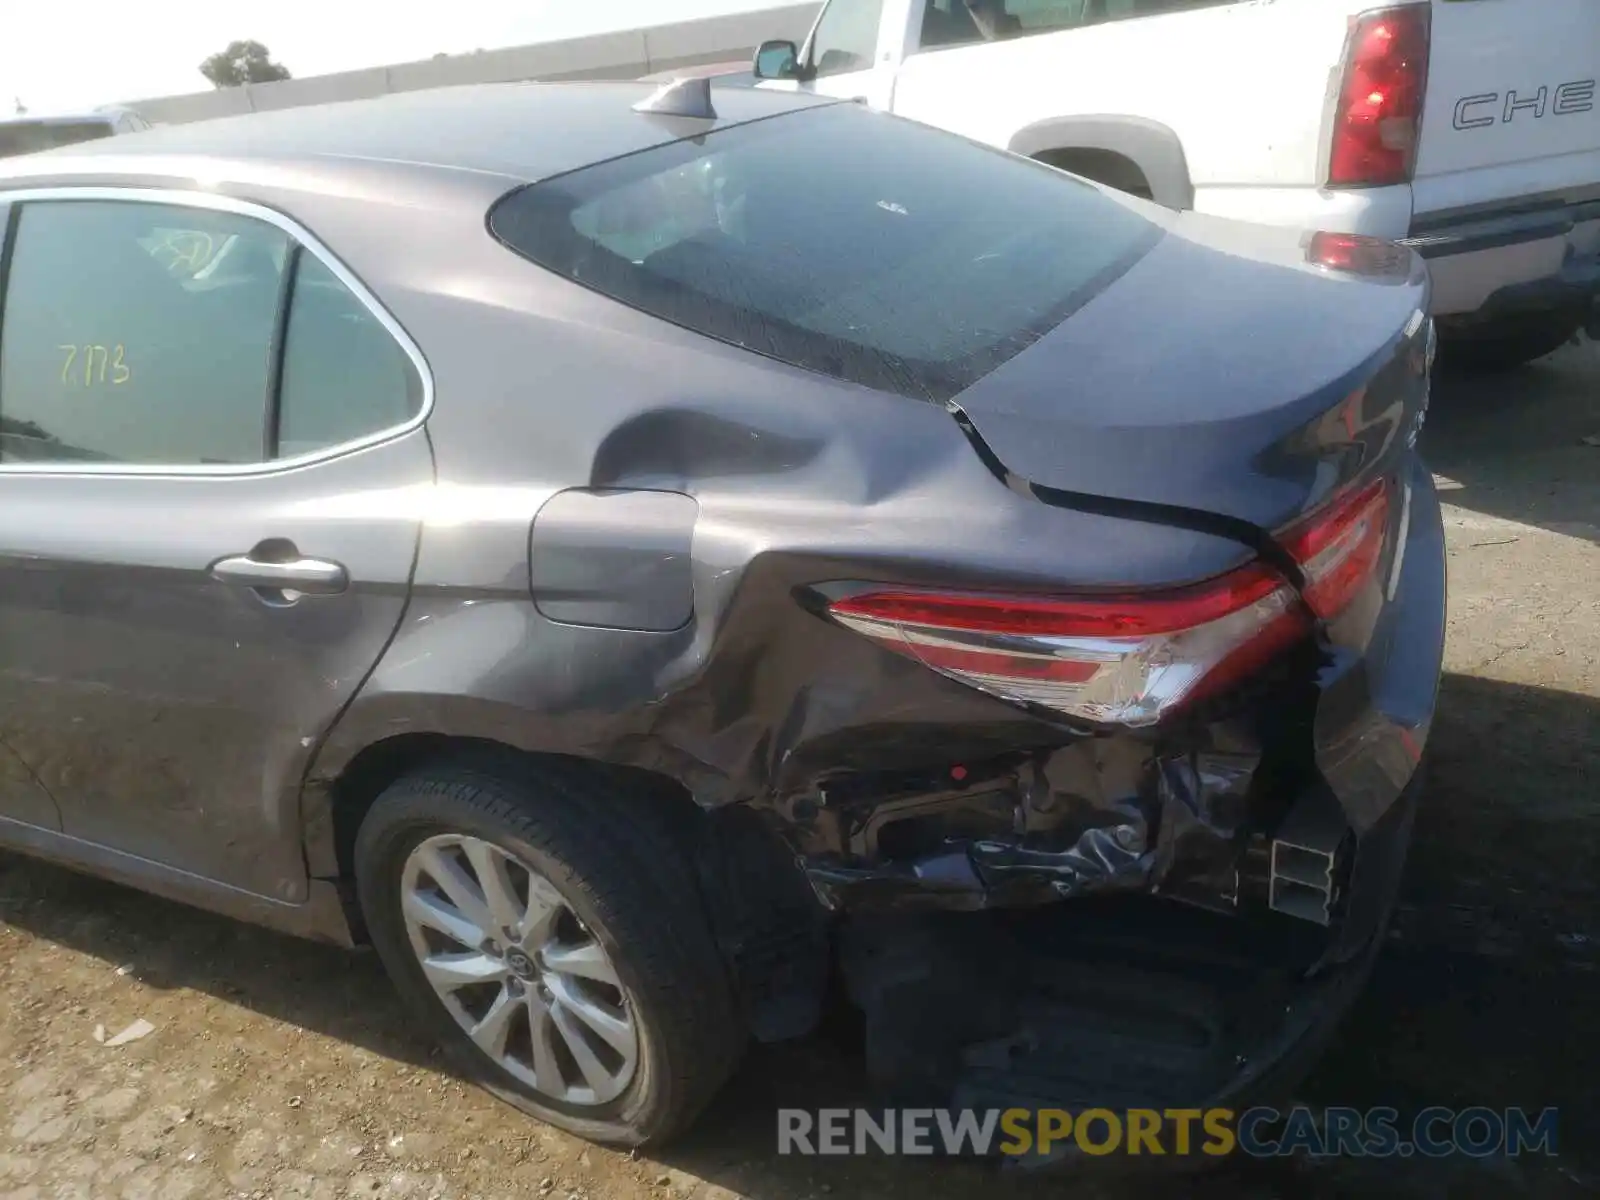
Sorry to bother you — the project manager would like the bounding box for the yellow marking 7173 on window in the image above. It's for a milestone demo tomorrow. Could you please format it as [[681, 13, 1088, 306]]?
[[58, 344, 131, 387]]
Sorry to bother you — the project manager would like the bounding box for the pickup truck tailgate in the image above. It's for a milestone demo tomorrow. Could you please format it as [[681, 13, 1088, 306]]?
[[1415, 0, 1600, 191]]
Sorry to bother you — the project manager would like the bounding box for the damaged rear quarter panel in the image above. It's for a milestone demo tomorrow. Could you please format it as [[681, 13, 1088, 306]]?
[[304, 248, 1280, 909]]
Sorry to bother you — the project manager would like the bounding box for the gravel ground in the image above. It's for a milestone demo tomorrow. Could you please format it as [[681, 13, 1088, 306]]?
[[2, 341, 1598, 1200]]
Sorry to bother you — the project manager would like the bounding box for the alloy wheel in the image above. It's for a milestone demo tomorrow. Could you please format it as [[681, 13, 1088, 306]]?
[[400, 834, 639, 1106]]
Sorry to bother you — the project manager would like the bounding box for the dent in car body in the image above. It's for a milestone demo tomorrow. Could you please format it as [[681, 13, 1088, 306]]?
[[304, 192, 1431, 927], [0, 90, 1437, 946], [295, 208, 1259, 913]]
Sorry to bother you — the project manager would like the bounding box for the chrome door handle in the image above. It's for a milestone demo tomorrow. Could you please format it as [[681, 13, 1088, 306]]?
[[211, 554, 348, 595]]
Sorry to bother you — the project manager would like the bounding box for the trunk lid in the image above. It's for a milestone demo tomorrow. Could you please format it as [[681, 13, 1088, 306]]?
[[948, 210, 1433, 534], [1414, 0, 1600, 185]]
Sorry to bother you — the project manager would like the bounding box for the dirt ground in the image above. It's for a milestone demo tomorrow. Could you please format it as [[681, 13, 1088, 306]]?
[[3, 341, 1598, 1200]]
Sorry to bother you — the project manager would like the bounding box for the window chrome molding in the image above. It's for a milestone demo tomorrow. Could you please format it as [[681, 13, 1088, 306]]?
[[0, 184, 435, 478]]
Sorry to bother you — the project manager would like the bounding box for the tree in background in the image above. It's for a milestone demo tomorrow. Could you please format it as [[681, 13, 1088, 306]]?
[[199, 41, 292, 89]]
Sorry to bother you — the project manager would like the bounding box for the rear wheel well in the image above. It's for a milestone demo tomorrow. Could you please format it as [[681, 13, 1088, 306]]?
[[1033, 147, 1154, 200], [327, 734, 703, 888], [326, 733, 831, 1041]]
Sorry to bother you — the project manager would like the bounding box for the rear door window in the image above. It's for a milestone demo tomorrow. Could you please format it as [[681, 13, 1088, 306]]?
[[0, 197, 423, 466], [276, 252, 424, 457], [490, 103, 1160, 402], [0, 200, 287, 464]]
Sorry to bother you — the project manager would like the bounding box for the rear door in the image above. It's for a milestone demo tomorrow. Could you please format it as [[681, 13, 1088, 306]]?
[[0, 189, 431, 902], [1414, 0, 1600, 213]]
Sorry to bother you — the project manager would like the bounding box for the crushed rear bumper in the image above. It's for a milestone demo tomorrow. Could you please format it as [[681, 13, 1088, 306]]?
[[771, 460, 1446, 1128], [794, 458, 1445, 929], [831, 772, 1421, 1163]]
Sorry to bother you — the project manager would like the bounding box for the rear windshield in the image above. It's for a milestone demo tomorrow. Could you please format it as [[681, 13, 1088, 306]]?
[[0, 120, 115, 160], [489, 104, 1161, 401]]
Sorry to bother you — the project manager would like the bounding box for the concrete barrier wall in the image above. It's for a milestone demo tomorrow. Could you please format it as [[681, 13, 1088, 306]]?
[[131, 3, 822, 126], [642, 7, 815, 75]]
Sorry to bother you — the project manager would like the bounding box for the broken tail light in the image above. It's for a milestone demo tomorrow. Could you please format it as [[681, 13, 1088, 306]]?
[[828, 480, 1392, 727], [1327, 4, 1431, 188], [1284, 477, 1390, 619]]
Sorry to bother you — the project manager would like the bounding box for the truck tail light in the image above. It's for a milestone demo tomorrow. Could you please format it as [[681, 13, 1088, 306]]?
[[1306, 231, 1417, 281], [827, 481, 1392, 727], [1327, 5, 1431, 188]]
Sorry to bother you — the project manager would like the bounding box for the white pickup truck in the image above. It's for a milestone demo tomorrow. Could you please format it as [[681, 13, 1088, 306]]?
[[751, 0, 1600, 370]]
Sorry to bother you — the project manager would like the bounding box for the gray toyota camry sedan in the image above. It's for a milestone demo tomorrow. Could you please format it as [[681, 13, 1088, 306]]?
[[0, 80, 1445, 1149]]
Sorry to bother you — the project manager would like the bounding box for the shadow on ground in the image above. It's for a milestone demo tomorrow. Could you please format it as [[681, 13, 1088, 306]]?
[[1, 672, 1596, 1198], [1425, 339, 1600, 543]]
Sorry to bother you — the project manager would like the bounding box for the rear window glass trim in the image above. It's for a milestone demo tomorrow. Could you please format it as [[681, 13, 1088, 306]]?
[[488, 106, 1163, 403]]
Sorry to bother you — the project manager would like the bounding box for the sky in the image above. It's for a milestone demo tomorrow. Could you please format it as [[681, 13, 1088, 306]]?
[[3, 0, 773, 116]]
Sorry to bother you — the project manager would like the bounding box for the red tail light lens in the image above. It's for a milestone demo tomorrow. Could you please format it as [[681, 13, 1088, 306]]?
[[1280, 477, 1391, 619], [1327, 5, 1431, 188], [827, 482, 1393, 727]]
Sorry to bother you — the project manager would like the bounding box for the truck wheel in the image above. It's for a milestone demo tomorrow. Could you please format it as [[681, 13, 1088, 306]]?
[[1439, 307, 1584, 373], [354, 759, 746, 1147]]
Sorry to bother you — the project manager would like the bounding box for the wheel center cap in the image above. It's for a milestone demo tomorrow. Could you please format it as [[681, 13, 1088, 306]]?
[[505, 950, 538, 980]]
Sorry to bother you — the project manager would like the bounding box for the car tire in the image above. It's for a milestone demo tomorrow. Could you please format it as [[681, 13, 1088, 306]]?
[[1439, 306, 1584, 373], [354, 757, 746, 1147]]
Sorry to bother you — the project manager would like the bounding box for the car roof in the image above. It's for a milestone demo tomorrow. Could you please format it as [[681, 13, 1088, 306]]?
[[2, 82, 834, 186]]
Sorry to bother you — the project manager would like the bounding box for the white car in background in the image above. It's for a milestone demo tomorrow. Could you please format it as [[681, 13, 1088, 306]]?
[[753, 0, 1600, 370], [0, 106, 152, 160]]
